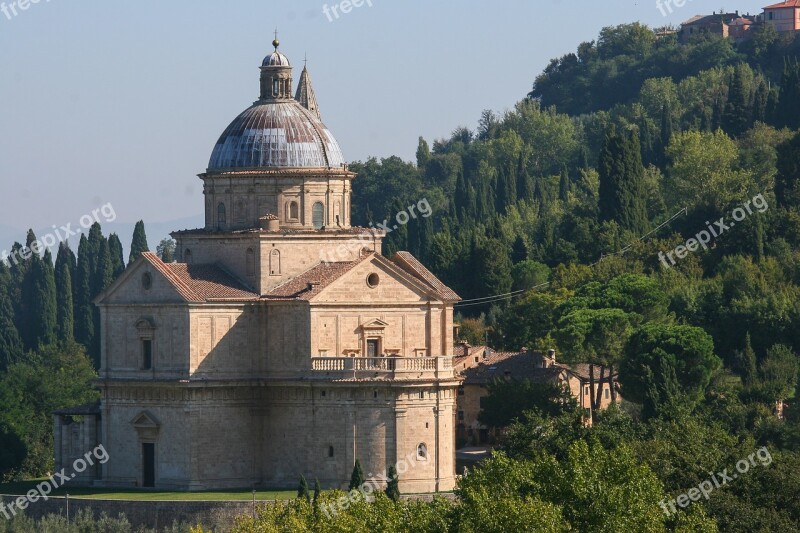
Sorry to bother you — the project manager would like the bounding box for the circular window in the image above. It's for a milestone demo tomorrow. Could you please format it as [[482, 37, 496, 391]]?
[[367, 273, 380, 287], [142, 272, 152, 290]]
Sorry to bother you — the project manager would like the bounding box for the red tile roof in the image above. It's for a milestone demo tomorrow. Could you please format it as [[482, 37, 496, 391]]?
[[263, 256, 367, 300], [391, 252, 461, 302], [764, 0, 800, 8], [143, 252, 259, 302]]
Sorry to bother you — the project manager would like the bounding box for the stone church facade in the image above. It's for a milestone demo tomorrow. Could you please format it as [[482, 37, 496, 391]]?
[[54, 40, 461, 493]]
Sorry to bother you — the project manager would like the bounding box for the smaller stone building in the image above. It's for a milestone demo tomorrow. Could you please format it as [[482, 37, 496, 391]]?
[[455, 349, 619, 446]]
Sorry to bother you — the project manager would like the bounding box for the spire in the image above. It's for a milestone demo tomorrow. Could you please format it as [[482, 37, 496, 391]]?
[[295, 62, 321, 120]]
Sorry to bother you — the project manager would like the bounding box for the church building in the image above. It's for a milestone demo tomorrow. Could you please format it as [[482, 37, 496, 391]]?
[[53, 39, 462, 493]]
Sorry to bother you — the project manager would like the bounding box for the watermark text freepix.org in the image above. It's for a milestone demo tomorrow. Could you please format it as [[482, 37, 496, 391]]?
[[659, 193, 767, 269], [1, 0, 52, 21], [0, 203, 117, 267], [0, 444, 110, 520], [322, 0, 373, 22], [320, 198, 432, 264], [656, 0, 695, 17], [659, 446, 772, 515]]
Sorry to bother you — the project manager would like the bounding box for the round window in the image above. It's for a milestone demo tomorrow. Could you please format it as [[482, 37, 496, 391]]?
[[142, 272, 152, 290], [367, 273, 380, 287]]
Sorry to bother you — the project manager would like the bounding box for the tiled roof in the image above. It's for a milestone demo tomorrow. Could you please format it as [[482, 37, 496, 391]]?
[[764, 0, 800, 8], [682, 13, 739, 25], [558, 363, 618, 382], [263, 256, 367, 300], [461, 351, 564, 385], [391, 252, 461, 302], [143, 252, 259, 302]]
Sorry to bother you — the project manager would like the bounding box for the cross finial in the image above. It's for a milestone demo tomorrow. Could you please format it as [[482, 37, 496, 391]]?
[[272, 29, 280, 50], [304, 52, 308, 67]]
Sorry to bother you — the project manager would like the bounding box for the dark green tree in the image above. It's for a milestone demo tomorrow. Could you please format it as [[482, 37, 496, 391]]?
[[74, 235, 94, 350], [107, 233, 125, 279], [598, 128, 648, 235], [54, 244, 74, 344], [722, 63, 753, 136], [297, 474, 311, 502], [0, 263, 23, 372], [313, 478, 321, 505], [385, 465, 400, 501], [349, 460, 365, 491], [736, 332, 757, 386], [26, 249, 57, 349], [416, 136, 431, 170], [0, 423, 26, 482], [156, 238, 176, 263], [128, 220, 149, 266], [776, 131, 800, 209]]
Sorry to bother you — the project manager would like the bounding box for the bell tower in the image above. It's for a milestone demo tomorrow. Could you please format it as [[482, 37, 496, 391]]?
[[259, 36, 293, 101]]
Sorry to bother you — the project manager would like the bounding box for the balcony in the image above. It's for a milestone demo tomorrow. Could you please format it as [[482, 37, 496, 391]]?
[[310, 356, 455, 380]]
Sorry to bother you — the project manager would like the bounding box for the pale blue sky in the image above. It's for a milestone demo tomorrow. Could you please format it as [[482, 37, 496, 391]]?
[[0, 0, 766, 238]]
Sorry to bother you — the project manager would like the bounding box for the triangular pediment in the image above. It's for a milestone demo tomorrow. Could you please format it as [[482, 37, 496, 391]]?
[[130, 411, 160, 429], [361, 319, 390, 329]]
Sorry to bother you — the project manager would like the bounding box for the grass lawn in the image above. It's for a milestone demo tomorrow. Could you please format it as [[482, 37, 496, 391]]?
[[0, 480, 295, 501]]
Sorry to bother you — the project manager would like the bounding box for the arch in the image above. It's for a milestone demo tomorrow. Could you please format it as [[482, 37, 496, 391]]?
[[217, 203, 226, 228], [184, 249, 193, 265], [236, 200, 246, 224], [417, 443, 428, 460], [312, 202, 325, 229], [246, 248, 255, 277], [290, 201, 299, 220], [334, 201, 341, 226], [270, 249, 281, 276]]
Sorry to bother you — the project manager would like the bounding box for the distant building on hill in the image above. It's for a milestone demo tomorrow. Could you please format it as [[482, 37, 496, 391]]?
[[762, 0, 800, 33], [679, 11, 757, 43], [453, 345, 619, 446]]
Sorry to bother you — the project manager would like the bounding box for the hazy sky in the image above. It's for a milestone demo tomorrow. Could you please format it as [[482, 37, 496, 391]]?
[[0, 0, 767, 234]]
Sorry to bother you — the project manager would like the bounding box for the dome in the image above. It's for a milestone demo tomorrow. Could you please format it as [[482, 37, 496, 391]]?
[[262, 51, 290, 67], [208, 101, 346, 170]]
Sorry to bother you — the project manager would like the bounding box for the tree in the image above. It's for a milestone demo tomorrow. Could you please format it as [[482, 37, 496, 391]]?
[[297, 475, 311, 502], [0, 423, 26, 482], [107, 233, 125, 279], [385, 466, 400, 501], [620, 324, 721, 418], [54, 244, 74, 344], [313, 478, 321, 505], [26, 249, 57, 349], [756, 344, 798, 404], [479, 379, 577, 428], [776, 131, 800, 209], [416, 136, 431, 169], [349, 460, 365, 491], [722, 63, 753, 136], [474, 238, 513, 299], [73, 235, 94, 350], [0, 263, 23, 372], [156, 238, 176, 263], [128, 220, 149, 266], [736, 332, 757, 386], [598, 128, 648, 234]]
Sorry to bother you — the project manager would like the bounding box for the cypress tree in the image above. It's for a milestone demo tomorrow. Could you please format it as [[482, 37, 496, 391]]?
[[74, 234, 94, 350], [598, 128, 648, 235], [0, 263, 23, 371], [517, 154, 534, 202], [558, 165, 571, 202], [28, 249, 57, 348], [511, 236, 528, 264], [90, 238, 113, 365], [752, 77, 769, 124], [108, 233, 125, 279], [385, 465, 400, 501], [349, 460, 365, 491], [297, 475, 311, 502], [776, 132, 800, 209], [313, 478, 322, 505], [722, 64, 753, 136], [129, 220, 149, 266], [454, 171, 468, 223], [776, 59, 800, 130], [55, 244, 75, 344], [739, 332, 758, 387]]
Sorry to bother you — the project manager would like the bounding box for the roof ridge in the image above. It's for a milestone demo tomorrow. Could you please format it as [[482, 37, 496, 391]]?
[[143, 253, 203, 302]]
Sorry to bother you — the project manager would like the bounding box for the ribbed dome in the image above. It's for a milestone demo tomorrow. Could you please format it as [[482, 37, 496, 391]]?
[[208, 101, 346, 170], [262, 51, 290, 67]]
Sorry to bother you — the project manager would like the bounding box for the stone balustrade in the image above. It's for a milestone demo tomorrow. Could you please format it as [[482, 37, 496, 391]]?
[[310, 356, 455, 379]]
